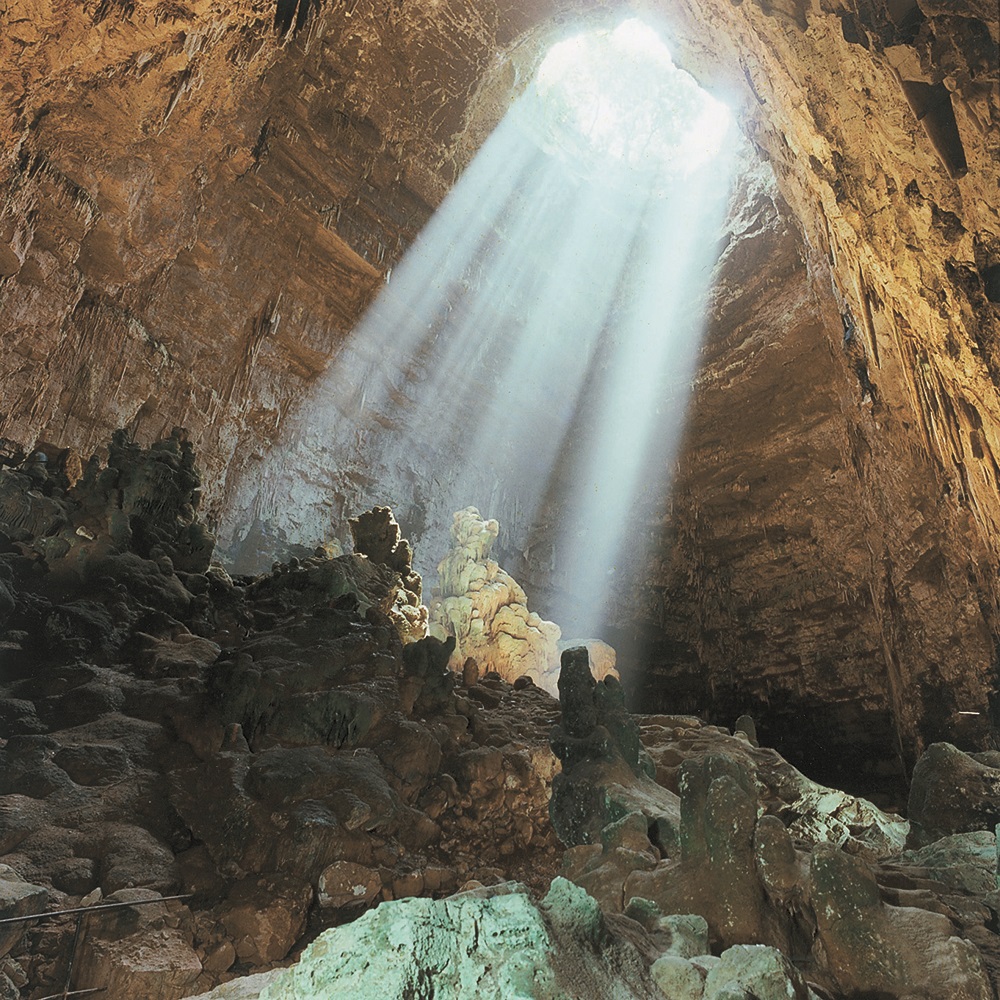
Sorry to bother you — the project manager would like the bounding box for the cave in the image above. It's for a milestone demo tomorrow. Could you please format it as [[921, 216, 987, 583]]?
[[0, 1, 999, 998]]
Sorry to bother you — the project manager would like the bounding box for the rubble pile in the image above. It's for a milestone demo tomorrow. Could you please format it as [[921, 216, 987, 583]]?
[[2, 435, 1000, 1000]]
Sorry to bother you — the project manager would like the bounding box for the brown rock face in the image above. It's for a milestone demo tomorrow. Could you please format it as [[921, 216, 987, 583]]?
[[605, 153, 1000, 789], [0, 1, 425, 526], [1, 0, 999, 782]]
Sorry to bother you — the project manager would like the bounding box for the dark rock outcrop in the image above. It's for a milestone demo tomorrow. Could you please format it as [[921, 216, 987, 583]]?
[[551, 661, 998, 999], [908, 742, 1000, 847], [549, 646, 675, 848], [0, 434, 567, 997], [0, 868, 47, 960]]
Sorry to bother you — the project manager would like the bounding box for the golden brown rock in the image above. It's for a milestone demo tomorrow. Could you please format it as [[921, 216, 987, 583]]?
[[0, 0, 999, 859]]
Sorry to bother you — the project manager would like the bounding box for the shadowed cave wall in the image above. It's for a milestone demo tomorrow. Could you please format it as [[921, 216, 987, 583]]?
[[1, 0, 999, 788]]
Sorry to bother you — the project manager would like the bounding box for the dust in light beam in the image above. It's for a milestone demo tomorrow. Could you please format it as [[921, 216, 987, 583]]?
[[263, 17, 736, 641]]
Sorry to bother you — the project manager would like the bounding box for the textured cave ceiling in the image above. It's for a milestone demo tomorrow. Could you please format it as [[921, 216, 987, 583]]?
[[0, 0, 998, 787]]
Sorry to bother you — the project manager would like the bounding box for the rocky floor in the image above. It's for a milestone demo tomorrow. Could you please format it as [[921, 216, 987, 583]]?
[[2, 434, 1000, 999]]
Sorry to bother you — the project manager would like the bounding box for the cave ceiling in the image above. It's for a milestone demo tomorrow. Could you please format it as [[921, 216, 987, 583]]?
[[0, 0, 999, 778]]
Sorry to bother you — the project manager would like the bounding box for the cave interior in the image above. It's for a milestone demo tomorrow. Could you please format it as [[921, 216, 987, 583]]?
[[0, 0, 999, 997]]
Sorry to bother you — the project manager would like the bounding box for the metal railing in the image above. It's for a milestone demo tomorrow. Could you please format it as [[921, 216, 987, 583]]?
[[1, 893, 192, 1000]]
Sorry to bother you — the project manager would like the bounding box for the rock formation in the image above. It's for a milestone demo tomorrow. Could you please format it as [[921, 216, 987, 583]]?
[[0, 437, 562, 997], [1, 0, 999, 993], [0, 0, 997, 793], [429, 507, 563, 695], [549, 646, 673, 848], [187, 876, 848, 1000], [186, 879, 848, 1000], [907, 741, 1000, 846], [348, 506, 427, 643], [3, 436, 1000, 997], [196, 878, 671, 1000], [552, 650, 1000, 1000]]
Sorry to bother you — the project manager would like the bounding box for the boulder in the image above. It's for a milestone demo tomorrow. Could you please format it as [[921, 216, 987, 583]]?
[[218, 875, 313, 966], [703, 944, 809, 1000], [908, 743, 1000, 846], [810, 842, 991, 999], [183, 971, 283, 999], [895, 830, 997, 895], [317, 861, 382, 909], [0, 867, 47, 959], [650, 955, 705, 999], [250, 878, 664, 999], [75, 929, 202, 1000], [626, 754, 785, 948], [73, 891, 202, 1000]]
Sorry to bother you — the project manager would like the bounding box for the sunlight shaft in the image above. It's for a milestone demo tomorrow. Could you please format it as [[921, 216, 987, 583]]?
[[228, 17, 737, 658]]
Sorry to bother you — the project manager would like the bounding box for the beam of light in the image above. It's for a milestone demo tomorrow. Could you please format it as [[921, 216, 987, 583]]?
[[543, 157, 735, 639], [222, 18, 736, 660]]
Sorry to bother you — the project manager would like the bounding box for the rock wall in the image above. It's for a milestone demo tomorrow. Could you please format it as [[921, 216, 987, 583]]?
[[501, 0, 1000, 780], [1, 0, 999, 778], [0, 0, 438, 527], [616, 151, 999, 788], [639, 0, 1000, 780]]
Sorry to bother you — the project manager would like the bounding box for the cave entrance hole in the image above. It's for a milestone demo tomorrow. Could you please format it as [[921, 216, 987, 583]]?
[[280, 18, 736, 657]]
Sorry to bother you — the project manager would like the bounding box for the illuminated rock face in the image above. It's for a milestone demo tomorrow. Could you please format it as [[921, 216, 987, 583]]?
[[207, 879, 671, 1000], [0, 0, 998, 780], [429, 508, 562, 694]]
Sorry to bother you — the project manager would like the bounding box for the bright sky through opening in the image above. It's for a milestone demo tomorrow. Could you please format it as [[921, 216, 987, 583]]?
[[239, 18, 737, 658], [532, 20, 731, 180]]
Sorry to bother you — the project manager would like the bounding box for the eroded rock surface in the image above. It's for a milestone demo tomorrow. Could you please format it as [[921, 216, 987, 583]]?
[[0, 438, 562, 998], [551, 650, 1000, 1000], [549, 646, 674, 849], [192, 879, 674, 1000], [3, 435, 1000, 1000], [908, 741, 1000, 846], [349, 506, 427, 642]]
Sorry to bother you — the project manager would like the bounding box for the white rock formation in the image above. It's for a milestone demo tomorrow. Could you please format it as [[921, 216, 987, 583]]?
[[428, 507, 562, 694]]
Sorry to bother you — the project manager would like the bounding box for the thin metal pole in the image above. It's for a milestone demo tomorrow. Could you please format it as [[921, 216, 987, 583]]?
[[35, 989, 106, 1000], [62, 912, 84, 999], [0, 893, 192, 926]]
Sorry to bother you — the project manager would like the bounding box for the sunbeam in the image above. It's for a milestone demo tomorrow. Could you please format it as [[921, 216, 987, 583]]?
[[235, 16, 736, 661]]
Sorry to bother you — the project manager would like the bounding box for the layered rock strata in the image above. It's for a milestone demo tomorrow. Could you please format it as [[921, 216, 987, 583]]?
[[1, 0, 998, 785]]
